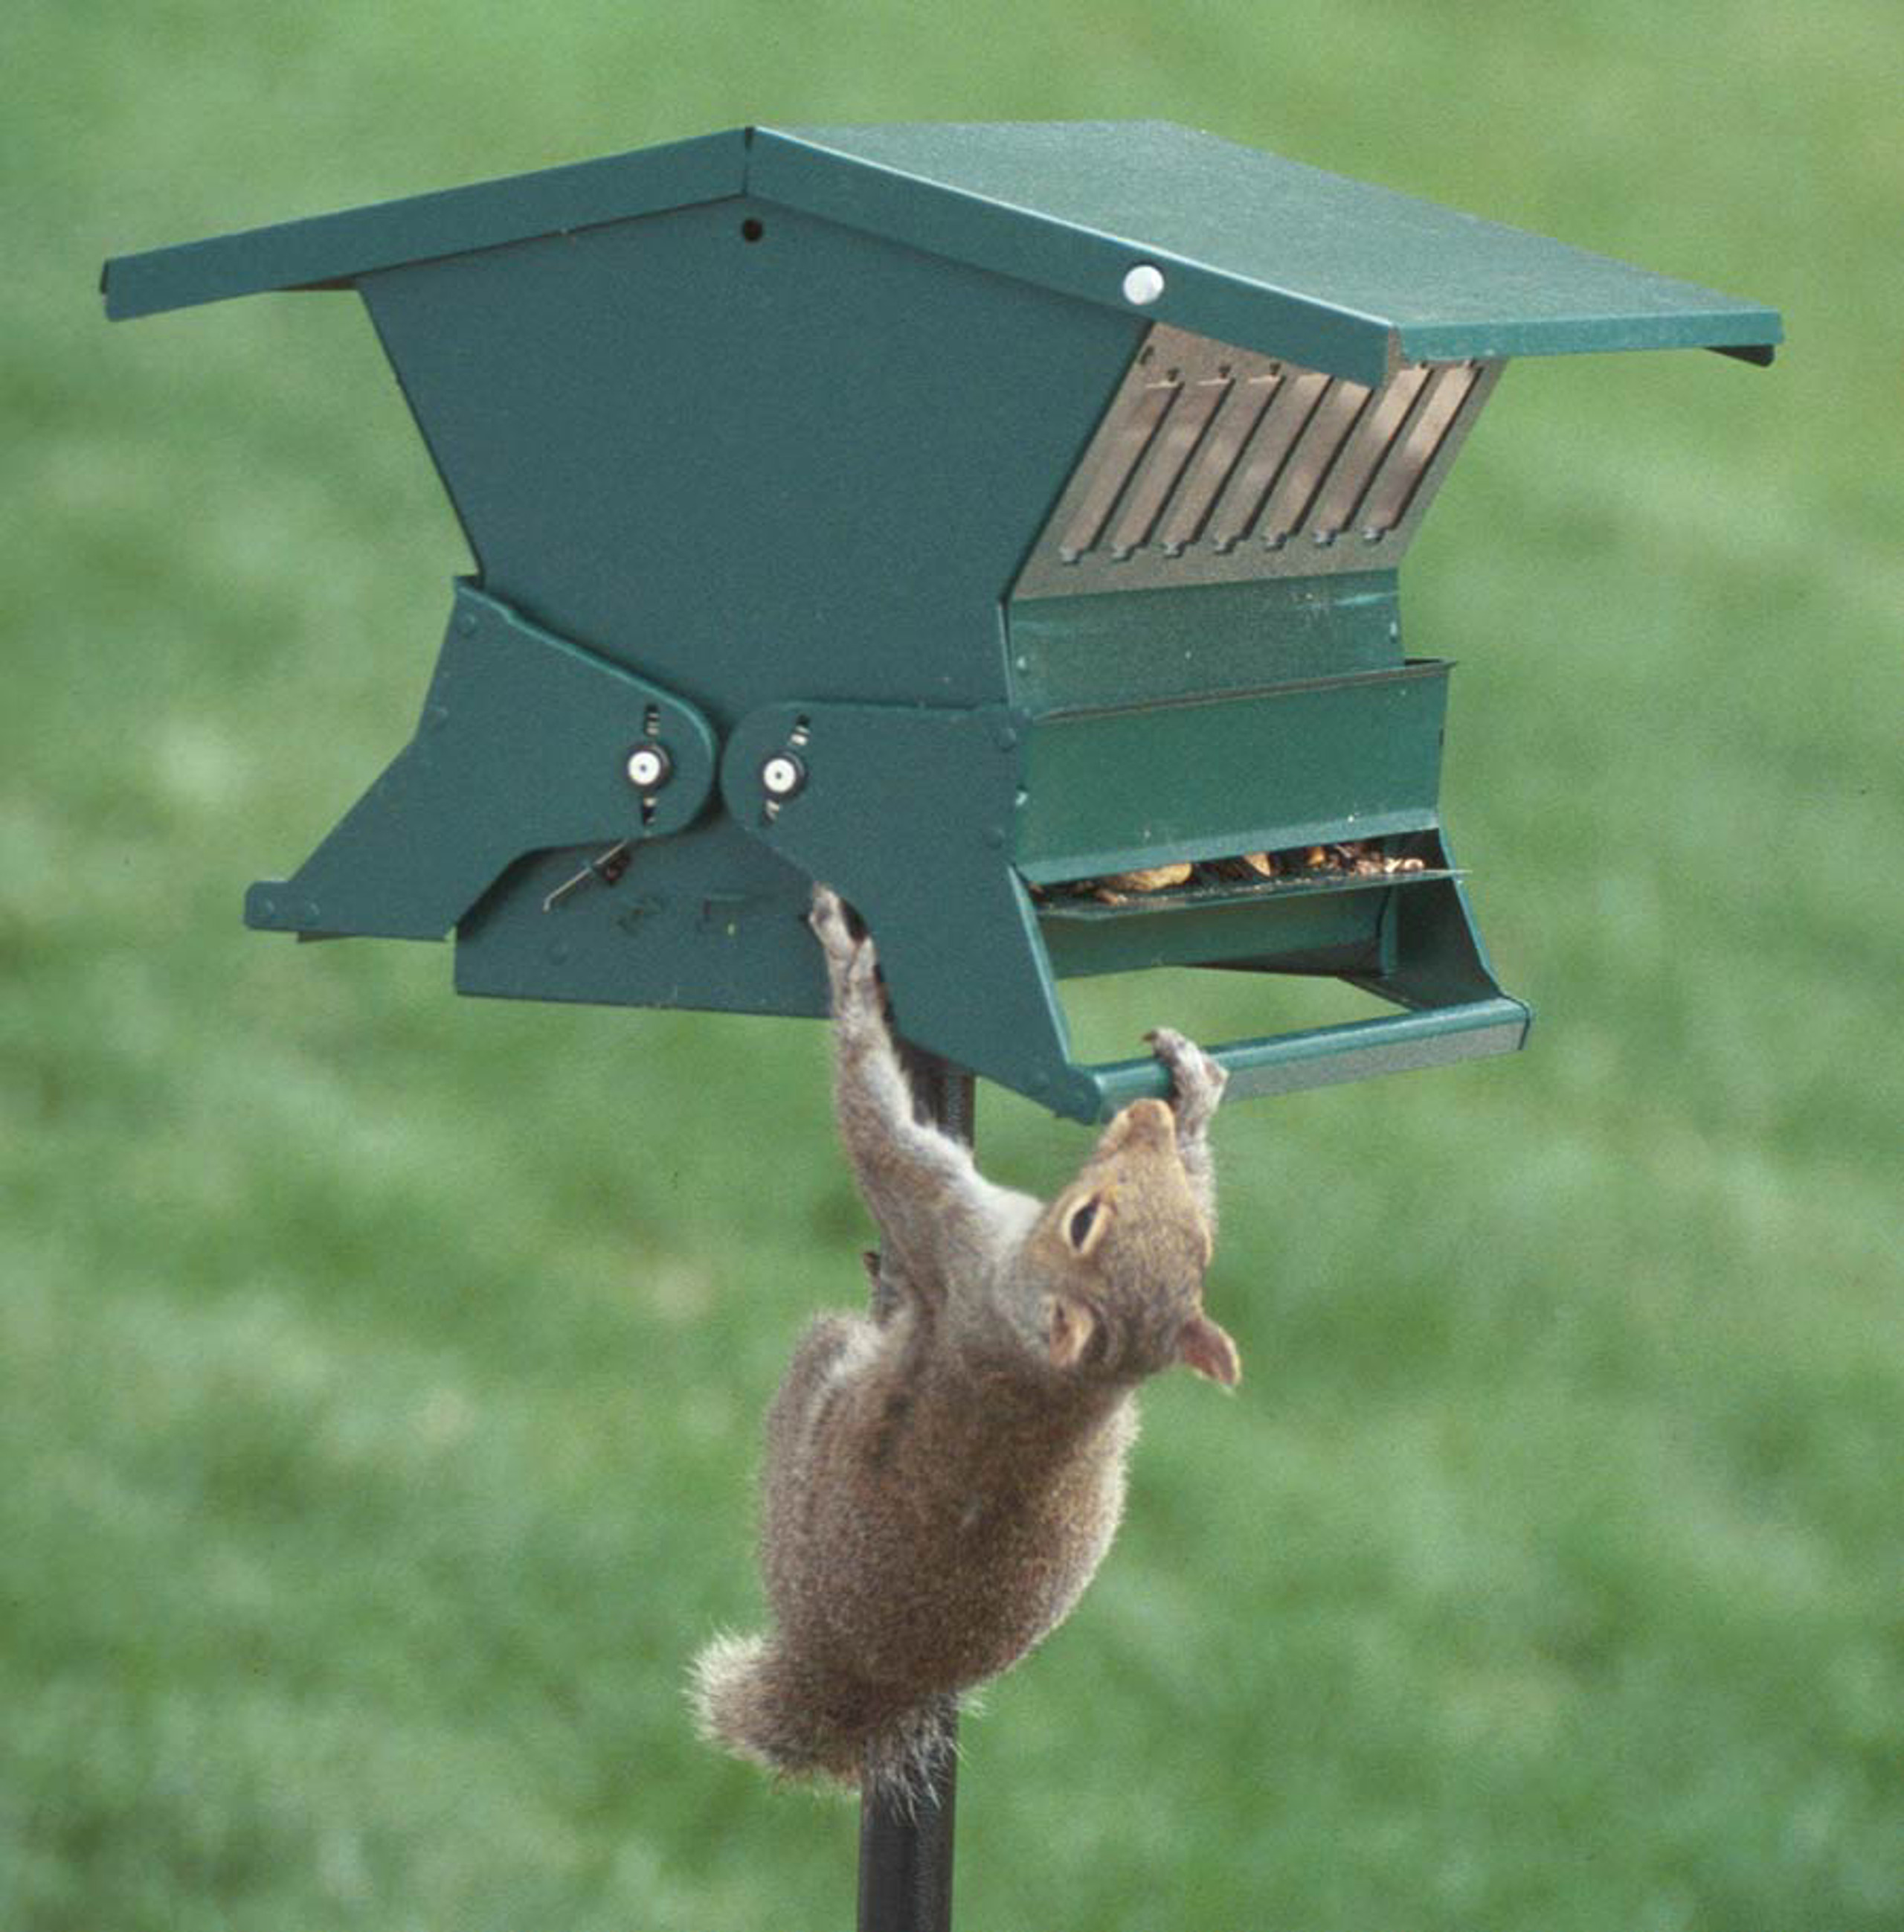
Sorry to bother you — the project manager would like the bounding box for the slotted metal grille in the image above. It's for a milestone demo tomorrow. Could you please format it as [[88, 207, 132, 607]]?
[[1014, 325, 1499, 598]]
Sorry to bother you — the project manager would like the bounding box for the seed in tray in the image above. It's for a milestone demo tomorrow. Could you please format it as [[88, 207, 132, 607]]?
[[1293, 839, 1425, 877], [1069, 844, 1424, 905], [1204, 853, 1279, 884], [1098, 863, 1192, 893]]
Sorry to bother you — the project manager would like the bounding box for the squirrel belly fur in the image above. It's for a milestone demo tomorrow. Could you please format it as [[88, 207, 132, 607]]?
[[690, 885, 1239, 1803]]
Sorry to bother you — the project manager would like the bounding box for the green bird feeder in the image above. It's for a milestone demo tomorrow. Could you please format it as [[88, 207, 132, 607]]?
[[104, 121, 1781, 1121]]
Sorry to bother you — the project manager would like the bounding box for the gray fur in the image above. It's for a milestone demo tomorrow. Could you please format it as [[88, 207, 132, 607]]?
[[689, 886, 1238, 1802]]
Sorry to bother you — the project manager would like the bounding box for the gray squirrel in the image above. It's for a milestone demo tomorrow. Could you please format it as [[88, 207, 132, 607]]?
[[691, 885, 1239, 1800]]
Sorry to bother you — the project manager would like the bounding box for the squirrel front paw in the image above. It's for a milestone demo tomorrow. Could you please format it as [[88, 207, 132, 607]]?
[[1145, 1027, 1228, 1136], [809, 884, 881, 1009]]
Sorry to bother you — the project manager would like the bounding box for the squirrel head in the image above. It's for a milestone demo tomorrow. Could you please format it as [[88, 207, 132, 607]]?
[[1028, 1098, 1241, 1389]]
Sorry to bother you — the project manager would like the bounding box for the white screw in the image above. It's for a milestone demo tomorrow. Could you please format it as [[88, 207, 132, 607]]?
[[1122, 263, 1166, 307], [760, 754, 806, 800], [625, 743, 672, 790]]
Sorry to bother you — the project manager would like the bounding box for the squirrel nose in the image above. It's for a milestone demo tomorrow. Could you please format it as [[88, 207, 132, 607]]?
[[1105, 1097, 1177, 1151]]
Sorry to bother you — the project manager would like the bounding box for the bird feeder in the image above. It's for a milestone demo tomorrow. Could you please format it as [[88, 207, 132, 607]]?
[[103, 122, 1781, 1122]]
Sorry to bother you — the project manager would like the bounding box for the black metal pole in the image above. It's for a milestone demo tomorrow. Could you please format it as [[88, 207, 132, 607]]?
[[857, 1045, 970, 1932], [856, 1718, 958, 1932]]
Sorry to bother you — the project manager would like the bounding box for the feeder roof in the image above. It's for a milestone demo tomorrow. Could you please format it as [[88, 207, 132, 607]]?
[[103, 120, 1781, 388]]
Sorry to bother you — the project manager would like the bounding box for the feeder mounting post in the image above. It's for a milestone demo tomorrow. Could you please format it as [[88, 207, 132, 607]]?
[[856, 1043, 969, 1932]]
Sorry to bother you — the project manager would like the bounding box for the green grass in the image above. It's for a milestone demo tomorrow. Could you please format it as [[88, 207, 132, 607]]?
[[5, 1, 1901, 1926]]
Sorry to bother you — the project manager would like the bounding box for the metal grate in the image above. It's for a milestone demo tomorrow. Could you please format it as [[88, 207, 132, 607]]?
[[1014, 326, 1499, 598]]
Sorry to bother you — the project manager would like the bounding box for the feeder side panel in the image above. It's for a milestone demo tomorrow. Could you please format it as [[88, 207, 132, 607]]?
[[454, 813, 830, 1019], [356, 198, 1144, 727]]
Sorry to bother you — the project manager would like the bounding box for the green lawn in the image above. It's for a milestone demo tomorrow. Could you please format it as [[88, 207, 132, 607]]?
[[5, 1, 1900, 1927]]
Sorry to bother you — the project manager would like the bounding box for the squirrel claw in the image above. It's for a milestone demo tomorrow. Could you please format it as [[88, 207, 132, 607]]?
[[1145, 1027, 1228, 1125], [808, 884, 856, 962], [808, 882, 846, 937], [810, 883, 880, 1004]]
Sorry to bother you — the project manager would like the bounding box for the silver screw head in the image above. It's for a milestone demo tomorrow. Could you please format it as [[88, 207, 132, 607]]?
[[760, 753, 807, 800], [625, 743, 672, 790]]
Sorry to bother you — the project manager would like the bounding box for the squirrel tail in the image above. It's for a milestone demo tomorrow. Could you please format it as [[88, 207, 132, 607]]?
[[689, 1631, 958, 1805]]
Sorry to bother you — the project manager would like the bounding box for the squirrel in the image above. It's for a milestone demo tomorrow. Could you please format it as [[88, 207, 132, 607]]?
[[689, 885, 1240, 1803]]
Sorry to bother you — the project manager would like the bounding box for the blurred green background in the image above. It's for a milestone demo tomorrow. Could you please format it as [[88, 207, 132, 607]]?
[[5, 1, 1900, 1927]]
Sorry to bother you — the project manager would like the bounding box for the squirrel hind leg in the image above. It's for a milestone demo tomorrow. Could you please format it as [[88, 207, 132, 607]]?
[[861, 1692, 960, 1816]]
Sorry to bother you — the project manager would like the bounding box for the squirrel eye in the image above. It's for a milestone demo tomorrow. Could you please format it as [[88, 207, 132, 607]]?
[[1066, 1199, 1101, 1251]]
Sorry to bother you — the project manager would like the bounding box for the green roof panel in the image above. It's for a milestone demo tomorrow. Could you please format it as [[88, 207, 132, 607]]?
[[101, 128, 749, 321], [756, 121, 1781, 381], [103, 120, 1781, 387]]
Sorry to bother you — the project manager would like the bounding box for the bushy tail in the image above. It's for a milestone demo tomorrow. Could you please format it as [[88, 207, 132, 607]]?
[[689, 1631, 957, 1806]]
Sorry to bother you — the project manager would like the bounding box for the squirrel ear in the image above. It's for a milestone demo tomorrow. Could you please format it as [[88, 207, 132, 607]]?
[[1046, 1294, 1099, 1370], [1177, 1312, 1241, 1387]]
